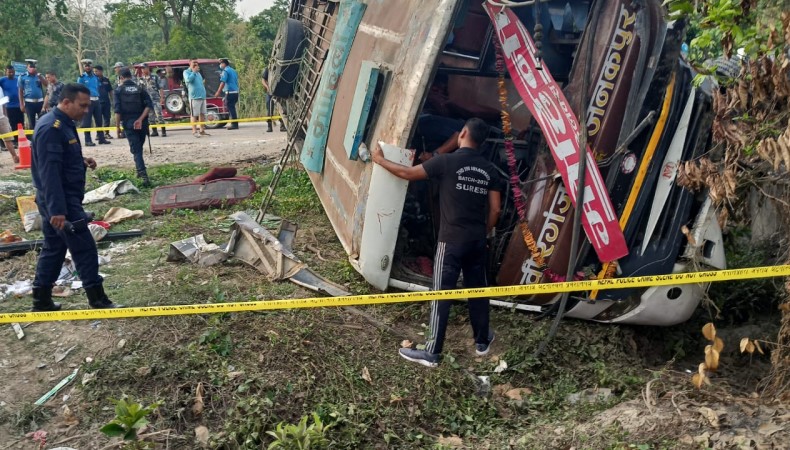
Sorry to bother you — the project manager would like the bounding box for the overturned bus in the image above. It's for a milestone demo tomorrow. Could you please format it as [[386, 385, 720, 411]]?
[[266, 0, 726, 326]]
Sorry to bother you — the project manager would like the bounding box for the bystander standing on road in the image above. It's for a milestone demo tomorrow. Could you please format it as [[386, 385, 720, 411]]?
[[77, 59, 110, 146], [183, 58, 209, 138], [96, 65, 114, 141], [138, 63, 166, 137], [44, 71, 64, 113], [115, 68, 153, 186], [261, 68, 286, 132], [18, 60, 48, 130], [30, 83, 122, 312], [372, 118, 501, 368], [214, 58, 239, 130], [0, 65, 23, 146], [0, 84, 20, 164]]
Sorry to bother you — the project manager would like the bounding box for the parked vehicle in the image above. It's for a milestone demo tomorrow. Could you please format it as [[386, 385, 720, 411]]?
[[139, 59, 229, 128], [271, 0, 726, 326]]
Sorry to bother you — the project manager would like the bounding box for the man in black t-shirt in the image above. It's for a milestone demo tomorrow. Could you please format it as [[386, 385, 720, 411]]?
[[372, 118, 502, 368]]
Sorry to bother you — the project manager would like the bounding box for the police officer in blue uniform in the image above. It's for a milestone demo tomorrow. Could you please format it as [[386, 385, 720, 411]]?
[[18, 60, 48, 130], [214, 58, 239, 130], [30, 83, 122, 312], [114, 68, 153, 186], [77, 59, 110, 146]]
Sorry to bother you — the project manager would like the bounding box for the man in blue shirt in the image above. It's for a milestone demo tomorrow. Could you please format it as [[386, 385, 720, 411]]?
[[19, 61, 48, 130], [77, 59, 109, 146], [214, 58, 239, 130], [0, 65, 23, 146], [30, 83, 122, 311], [183, 58, 209, 138]]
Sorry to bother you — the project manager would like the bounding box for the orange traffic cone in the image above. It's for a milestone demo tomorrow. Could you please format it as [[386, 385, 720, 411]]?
[[15, 124, 31, 170]]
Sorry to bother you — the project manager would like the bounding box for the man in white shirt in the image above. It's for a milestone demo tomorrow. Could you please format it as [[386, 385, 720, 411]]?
[[0, 86, 20, 164]]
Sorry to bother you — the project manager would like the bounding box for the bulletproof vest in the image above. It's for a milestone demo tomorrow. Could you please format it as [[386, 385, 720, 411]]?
[[119, 83, 144, 115]]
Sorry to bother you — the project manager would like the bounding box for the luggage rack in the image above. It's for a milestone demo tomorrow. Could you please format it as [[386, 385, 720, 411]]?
[[257, 0, 338, 222]]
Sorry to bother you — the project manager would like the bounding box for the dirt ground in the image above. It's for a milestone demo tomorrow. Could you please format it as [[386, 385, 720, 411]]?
[[0, 123, 287, 176]]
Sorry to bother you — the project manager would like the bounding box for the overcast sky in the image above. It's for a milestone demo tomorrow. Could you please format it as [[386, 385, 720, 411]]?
[[236, 0, 275, 18]]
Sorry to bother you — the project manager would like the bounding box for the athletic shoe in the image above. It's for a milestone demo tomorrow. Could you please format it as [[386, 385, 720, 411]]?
[[475, 330, 495, 356], [398, 348, 440, 368], [84, 141, 96, 147], [193, 132, 201, 138]]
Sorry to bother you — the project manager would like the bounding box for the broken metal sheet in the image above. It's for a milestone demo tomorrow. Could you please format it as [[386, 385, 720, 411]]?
[[230, 212, 305, 281], [276, 220, 351, 297], [167, 234, 230, 267], [290, 269, 350, 297]]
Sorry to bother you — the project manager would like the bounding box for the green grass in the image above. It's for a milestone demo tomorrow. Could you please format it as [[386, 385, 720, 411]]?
[[1, 163, 664, 449]]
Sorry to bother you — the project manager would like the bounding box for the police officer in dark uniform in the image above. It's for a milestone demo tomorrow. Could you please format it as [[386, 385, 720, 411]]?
[[95, 65, 114, 141], [114, 68, 153, 186], [30, 83, 122, 312]]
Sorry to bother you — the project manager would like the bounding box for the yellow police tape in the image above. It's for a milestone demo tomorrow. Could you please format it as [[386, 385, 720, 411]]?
[[0, 116, 282, 140], [1, 265, 789, 324]]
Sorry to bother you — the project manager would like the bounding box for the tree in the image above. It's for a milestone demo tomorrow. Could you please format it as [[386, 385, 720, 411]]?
[[53, 0, 108, 73], [248, 0, 289, 63], [0, 0, 66, 62], [107, 0, 237, 58]]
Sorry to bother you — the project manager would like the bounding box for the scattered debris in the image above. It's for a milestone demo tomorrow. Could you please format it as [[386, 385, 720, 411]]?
[[59, 405, 80, 427], [494, 360, 508, 373], [230, 212, 304, 280], [167, 234, 230, 267], [54, 345, 77, 363], [477, 376, 491, 396], [117, 339, 127, 349], [361, 366, 372, 384], [35, 369, 79, 406], [52, 286, 74, 298], [150, 177, 256, 215], [436, 435, 464, 447], [192, 382, 205, 416], [81, 372, 96, 386], [0, 180, 34, 197], [0, 229, 22, 243], [88, 223, 108, 241], [699, 406, 721, 428], [0, 230, 143, 254], [566, 387, 614, 405], [82, 179, 139, 204], [0, 280, 32, 299], [195, 425, 210, 446], [17, 195, 41, 232], [103, 206, 144, 224], [505, 387, 533, 402], [11, 323, 24, 339]]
